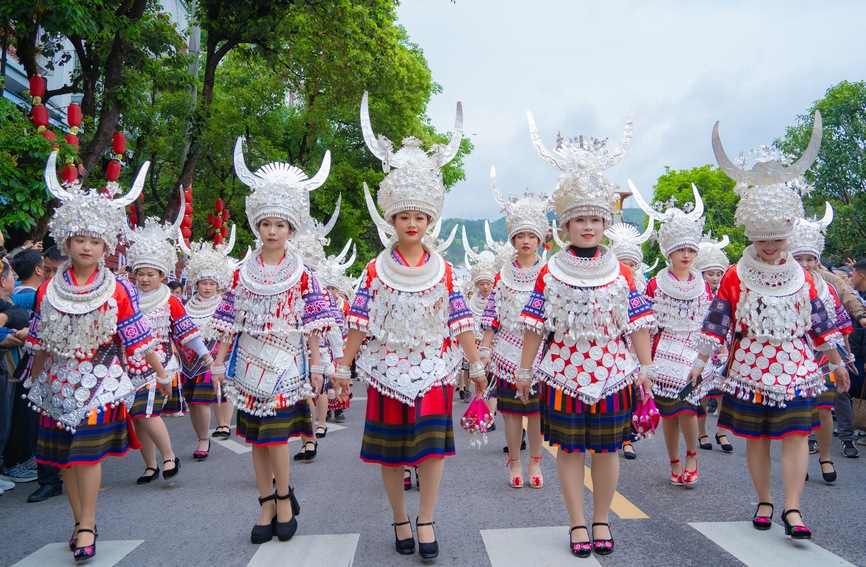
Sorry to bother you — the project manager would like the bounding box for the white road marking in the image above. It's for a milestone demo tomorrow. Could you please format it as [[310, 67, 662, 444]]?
[[12, 540, 144, 567], [481, 526, 601, 566], [690, 521, 856, 566], [246, 534, 360, 567], [208, 423, 349, 455]]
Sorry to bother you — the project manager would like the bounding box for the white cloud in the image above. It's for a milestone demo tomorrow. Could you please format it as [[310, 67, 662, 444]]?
[[396, 0, 866, 219]]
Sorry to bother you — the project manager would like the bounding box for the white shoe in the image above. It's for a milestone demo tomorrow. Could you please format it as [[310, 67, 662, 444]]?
[[0, 477, 15, 491]]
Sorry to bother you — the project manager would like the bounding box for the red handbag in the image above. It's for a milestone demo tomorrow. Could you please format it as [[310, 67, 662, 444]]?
[[632, 388, 660, 439]]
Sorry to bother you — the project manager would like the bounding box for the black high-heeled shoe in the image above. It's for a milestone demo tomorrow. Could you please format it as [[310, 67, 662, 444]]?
[[304, 441, 318, 462], [715, 432, 733, 452], [162, 457, 181, 480], [392, 517, 415, 555], [72, 528, 97, 562], [416, 517, 438, 559], [591, 522, 614, 556], [751, 502, 774, 530], [781, 509, 811, 540], [251, 494, 276, 544], [274, 491, 298, 541], [819, 459, 837, 483], [287, 485, 301, 516], [136, 467, 159, 484]]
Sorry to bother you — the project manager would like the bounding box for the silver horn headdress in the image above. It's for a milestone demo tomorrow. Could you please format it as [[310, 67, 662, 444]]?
[[294, 193, 342, 270], [694, 233, 731, 274], [361, 91, 461, 225], [234, 137, 331, 241], [528, 112, 632, 228], [712, 111, 821, 240], [45, 150, 148, 256], [179, 224, 239, 291], [126, 186, 185, 275], [605, 217, 654, 265], [628, 180, 705, 258], [788, 202, 834, 259], [490, 166, 551, 243], [462, 225, 501, 285]]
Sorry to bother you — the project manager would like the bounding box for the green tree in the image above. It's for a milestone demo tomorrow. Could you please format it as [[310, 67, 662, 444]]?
[[641, 165, 744, 271], [777, 80, 866, 261]]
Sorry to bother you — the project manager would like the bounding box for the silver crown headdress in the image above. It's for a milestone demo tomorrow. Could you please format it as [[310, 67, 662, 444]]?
[[788, 203, 833, 259], [528, 112, 631, 228], [315, 239, 357, 297], [234, 137, 331, 241], [293, 194, 342, 270], [44, 151, 148, 256], [179, 224, 239, 290], [361, 91, 462, 227], [694, 233, 731, 273], [490, 166, 551, 242], [126, 187, 185, 275], [462, 226, 500, 285], [712, 111, 822, 241], [362, 184, 458, 254], [604, 218, 654, 265], [629, 181, 705, 258]]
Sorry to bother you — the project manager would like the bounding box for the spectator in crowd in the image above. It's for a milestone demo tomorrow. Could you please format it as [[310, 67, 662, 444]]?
[[168, 281, 184, 300], [41, 246, 67, 280], [849, 260, 866, 403], [0, 257, 32, 495], [6, 240, 43, 260], [833, 265, 853, 287]]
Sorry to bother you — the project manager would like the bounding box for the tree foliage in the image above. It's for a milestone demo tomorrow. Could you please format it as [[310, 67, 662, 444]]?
[[641, 165, 744, 272], [777, 80, 866, 262]]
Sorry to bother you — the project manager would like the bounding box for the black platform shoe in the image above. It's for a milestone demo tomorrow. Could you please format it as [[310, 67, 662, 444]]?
[[251, 494, 276, 544], [392, 517, 415, 555], [274, 491, 299, 541], [416, 517, 438, 559]]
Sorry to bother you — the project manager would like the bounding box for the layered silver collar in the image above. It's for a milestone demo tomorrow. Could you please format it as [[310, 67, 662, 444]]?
[[375, 244, 446, 293], [548, 246, 619, 287]]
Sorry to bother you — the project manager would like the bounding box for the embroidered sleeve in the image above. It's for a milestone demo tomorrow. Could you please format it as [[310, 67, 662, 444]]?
[[212, 291, 236, 338], [326, 293, 345, 359], [520, 266, 549, 334], [115, 279, 156, 359], [481, 289, 499, 331], [24, 283, 47, 352], [168, 296, 201, 345], [698, 266, 737, 353], [301, 270, 336, 333], [828, 284, 853, 335], [809, 295, 842, 347], [622, 265, 654, 332], [347, 264, 375, 333], [445, 264, 474, 336]]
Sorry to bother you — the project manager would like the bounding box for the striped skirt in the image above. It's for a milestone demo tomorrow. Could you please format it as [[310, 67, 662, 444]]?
[[36, 405, 130, 468], [129, 384, 166, 419], [236, 402, 313, 447], [718, 392, 819, 439], [541, 383, 634, 454], [816, 374, 836, 410], [496, 377, 540, 416], [655, 396, 700, 419], [182, 371, 226, 406], [361, 383, 455, 467]]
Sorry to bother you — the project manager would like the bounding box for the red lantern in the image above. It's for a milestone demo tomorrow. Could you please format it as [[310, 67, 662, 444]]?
[[105, 160, 121, 181], [181, 214, 193, 229], [112, 132, 126, 156], [61, 164, 78, 184], [42, 129, 57, 141], [214, 233, 223, 245], [215, 198, 224, 212], [184, 203, 193, 215], [207, 212, 214, 223], [222, 209, 230, 221], [184, 189, 193, 203], [29, 75, 46, 100], [32, 104, 49, 130], [65, 133, 80, 149], [129, 212, 138, 226], [213, 216, 223, 229], [181, 226, 192, 239], [220, 224, 229, 238], [66, 103, 82, 127]]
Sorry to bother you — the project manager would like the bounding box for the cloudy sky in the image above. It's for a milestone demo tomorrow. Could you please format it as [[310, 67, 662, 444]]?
[[395, 0, 866, 221]]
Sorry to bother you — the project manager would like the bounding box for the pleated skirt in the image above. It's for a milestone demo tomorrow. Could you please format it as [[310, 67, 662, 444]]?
[[36, 405, 130, 468], [718, 392, 819, 439], [540, 382, 634, 454], [236, 402, 313, 447]]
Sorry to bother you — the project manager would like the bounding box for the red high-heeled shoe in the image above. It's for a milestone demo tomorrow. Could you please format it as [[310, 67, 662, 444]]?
[[682, 450, 699, 485], [528, 455, 543, 489], [670, 459, 684, 485], [506, 457, 523, 488]]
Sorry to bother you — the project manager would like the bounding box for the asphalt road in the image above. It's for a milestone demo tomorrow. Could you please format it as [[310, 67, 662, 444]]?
[[2, 392, 864, 567]]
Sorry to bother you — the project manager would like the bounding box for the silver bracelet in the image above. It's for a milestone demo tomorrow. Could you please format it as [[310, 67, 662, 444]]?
[[310, 364, 325, 375], [335, 364, 352, 381], [468, 361, 486, 379], [514, 368, 533, 383], [155, 374, 173, 385], [826, 362, 841, 372], [640, 363, 658, 380], [478, 347, 492, 359], [210, 364, 227, 375], [692, 358, 707, 369]]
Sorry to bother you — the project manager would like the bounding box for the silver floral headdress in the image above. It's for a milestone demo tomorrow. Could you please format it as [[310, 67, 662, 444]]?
[[712, 111, 822, 241], [630, 181, 705, 258], [315, 239, 357, 297], [234, 137, 331, 241], [179, 224, 238, 291], [361, 91, 462, 226], [126, 187, 185, 275], [604, 218, 654, 265], [462, 226, 500, 285], [293, 194, 342, 270], [528, 112, 631, 228], [490, 166, 551, 242], [44, 151, 147, 256], [362, 184, 457, 254], [788, 203, 833, 259], [693, 233, 731, 273]]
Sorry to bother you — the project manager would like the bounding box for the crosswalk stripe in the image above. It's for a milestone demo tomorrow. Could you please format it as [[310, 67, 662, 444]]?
[[245, 534, 360, 567], [689, 521, 856, 566], [208, 423, 350, 455], [528, 418, 649, 520], [12, 540, 144, 567], [481, 526, 601, 566]]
